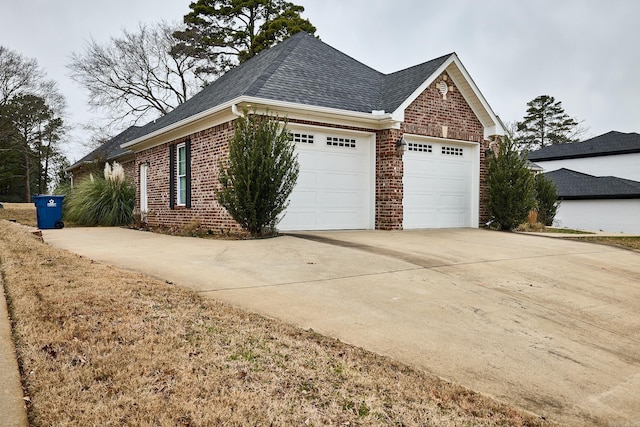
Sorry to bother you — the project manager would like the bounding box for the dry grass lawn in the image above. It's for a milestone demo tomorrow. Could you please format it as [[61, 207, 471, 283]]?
[[0, 202, 37, 227], [570, 236, 640, 251], [0, 219, 553, 426]]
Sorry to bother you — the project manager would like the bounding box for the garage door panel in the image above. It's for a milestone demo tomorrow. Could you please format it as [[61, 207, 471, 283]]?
[[318, 190, 367, 206], [404, 209, 437, 227], [288, 190, 317, 207], [324, 152, 366, 170], [320, 172, 365, 190], [439, 176, 469, 192], [439, 193, 468, 208], [279, 130, 372, 231], [438, 211, 466, 227], [297, 169, 318, 186], [404, 140, 475, 229]]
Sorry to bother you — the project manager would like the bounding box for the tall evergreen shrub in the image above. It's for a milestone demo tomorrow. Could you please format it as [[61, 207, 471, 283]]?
[[535, 174, 560, 226], [487, 137, 536, 230], [215, 110, 299, 236]]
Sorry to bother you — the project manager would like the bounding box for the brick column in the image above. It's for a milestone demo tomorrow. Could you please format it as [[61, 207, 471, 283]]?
[[375, 129, 404, 230]]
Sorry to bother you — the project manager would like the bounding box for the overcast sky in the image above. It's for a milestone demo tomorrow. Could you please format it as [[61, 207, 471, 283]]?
[[1, 0, 638, 161]]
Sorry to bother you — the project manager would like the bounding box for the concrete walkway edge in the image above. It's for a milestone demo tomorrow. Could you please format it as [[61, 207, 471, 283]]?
[[0, 278, 28, 427]]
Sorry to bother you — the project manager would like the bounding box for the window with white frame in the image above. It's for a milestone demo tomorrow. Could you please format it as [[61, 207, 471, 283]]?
[[442, 146, 464, 156], [176, 143, 187, 205], [326, 136, 356, 148], [407, 142, 433, 153], [290, 132, 314, 144]]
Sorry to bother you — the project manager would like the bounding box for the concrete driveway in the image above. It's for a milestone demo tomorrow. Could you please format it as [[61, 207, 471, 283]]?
[[42, 227, 640, 426]]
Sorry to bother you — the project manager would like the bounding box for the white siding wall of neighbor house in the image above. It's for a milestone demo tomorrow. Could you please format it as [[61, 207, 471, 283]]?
[[403, 136, 478, 228], [553, 199, 640, 234], [278, 126, 375, 231], [536, 153, 640, 181]]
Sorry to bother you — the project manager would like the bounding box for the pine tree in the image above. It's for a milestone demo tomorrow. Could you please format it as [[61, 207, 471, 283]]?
[[174, 0, 316, 77], [516, 95, 580, 152], [215, 109, 299, 236], [487, 137, 537, 231]]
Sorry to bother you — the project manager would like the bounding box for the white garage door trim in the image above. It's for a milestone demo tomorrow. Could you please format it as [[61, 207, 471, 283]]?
[[403, 134, 479, 229], [278, 124, 375, 231]]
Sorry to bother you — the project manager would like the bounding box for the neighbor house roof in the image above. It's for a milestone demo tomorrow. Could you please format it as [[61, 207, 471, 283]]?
[[528, 131, 640, 161], [544, 168, 640, 200], [68, 125, 145, 171]]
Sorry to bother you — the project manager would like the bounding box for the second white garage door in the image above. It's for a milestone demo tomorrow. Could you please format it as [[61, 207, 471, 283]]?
[[278, 128, 374, 231], [403, 138, 477, 229]]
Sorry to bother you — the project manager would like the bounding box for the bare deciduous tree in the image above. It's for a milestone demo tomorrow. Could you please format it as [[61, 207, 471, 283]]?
[[0, 47, 67, 200], [0, 46, 48, 106], [68, 22, 209, 127]]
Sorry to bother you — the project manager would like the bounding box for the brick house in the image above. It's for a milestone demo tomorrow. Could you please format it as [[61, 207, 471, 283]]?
[[76, 32, 504, 231]]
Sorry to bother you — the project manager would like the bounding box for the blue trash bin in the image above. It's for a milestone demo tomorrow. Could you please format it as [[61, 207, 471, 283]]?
[[33, 195, 65, 229]]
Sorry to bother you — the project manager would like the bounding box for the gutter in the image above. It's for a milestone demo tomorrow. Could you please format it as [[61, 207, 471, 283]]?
[[121, 96, 401, 151]]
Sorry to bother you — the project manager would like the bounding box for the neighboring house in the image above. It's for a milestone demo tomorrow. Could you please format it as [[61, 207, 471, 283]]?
[[543, 169, 640, 233], [528, 131, 640, 181], [67, 126, 145, 183], [77, 32, 505, 231], [528, 131, 640, 233]]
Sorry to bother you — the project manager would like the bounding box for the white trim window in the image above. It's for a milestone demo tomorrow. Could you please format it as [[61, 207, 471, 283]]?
[[176, 142, 187, 206], [139, 163, 148, 214]]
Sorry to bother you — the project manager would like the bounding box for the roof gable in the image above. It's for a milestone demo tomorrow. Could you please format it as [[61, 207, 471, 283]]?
[[545, 168, 640, 199], [380, 54, 451, 113], [528, 131, 640, 161]]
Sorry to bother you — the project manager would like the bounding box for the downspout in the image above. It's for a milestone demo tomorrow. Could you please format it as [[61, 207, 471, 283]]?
[[231, 103, 244, 117]]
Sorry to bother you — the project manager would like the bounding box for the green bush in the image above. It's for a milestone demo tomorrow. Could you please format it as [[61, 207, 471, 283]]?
[[63, 162, 135, 226], [215, 110, 299, 237], [535, 174, 560, 226], [487, 137, 537, 231]]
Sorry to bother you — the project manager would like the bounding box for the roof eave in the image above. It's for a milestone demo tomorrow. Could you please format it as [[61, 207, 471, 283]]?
[[66, 150, 134, 173], [239, 97, 400, 130], [122, 96, 403, 152], [121, 99, 240, 151], [560, 194, 640, 200], [531, 148, 640, 162]]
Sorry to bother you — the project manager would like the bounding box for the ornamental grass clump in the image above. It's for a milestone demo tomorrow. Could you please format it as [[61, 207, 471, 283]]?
[[64, 162, 135, 226]]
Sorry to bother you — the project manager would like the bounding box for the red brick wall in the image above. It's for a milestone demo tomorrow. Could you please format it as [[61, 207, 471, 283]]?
[[134, 121, 240, 231], [478, 139, 491, 224], [403, 72, 484, 143], [401, 71, 490, 226], [375, 129, 403, 230]]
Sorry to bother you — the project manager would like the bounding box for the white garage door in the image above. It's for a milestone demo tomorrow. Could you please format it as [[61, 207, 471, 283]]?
[[278, 129, 373, 231], [403, 139, 475, 228]]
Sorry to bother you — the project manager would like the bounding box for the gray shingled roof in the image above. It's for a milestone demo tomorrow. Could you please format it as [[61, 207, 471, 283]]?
[[68, 126, 145, 171], [528, 131, 640, 161], [133, 32, 453, 140], [381, 56, 452, 113], [544, 168, 640, 199]]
